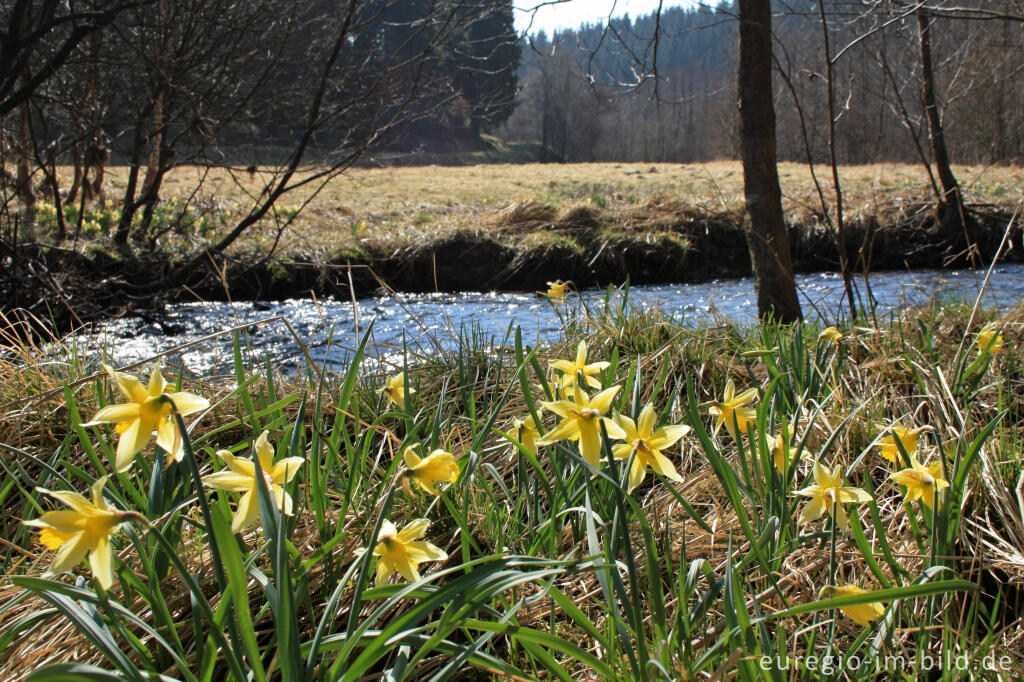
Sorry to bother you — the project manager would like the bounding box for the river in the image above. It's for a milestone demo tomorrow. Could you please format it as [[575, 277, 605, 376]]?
[[71, 265, 1024, 375]]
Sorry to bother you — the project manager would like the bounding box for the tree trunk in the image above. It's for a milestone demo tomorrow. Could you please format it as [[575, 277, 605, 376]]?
[[917, 10, 977, 264], [737, 0, 802, 322], [15, 98, 35, 242]]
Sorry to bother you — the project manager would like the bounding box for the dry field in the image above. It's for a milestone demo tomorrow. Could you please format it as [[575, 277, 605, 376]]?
[[100, 161, 1024, 257]]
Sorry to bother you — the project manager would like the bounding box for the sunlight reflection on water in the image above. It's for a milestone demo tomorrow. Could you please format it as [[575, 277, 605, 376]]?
[[72, 265, 1024, 375]]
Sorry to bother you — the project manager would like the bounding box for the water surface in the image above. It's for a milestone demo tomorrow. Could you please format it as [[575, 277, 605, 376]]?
[[73, 265, 1024, 375]]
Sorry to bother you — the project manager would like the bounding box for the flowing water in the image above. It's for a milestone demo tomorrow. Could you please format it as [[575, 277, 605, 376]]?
[[69, 265, 1024, 375]]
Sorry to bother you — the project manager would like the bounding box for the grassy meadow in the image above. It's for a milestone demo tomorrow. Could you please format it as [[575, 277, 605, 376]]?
[[1, 281, 1023, 679], [37, 161, 1024, 260]]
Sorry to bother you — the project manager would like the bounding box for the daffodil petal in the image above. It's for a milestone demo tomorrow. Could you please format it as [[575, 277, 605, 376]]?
[[203, 471, 253, 492], [636, 404, 657, 437], [272, 457, 305, 484], [578, 422, 602, 468], [799, 497, 826, 525], [650, 452, 683, 482], [155, 417, 182, 460], [536, 417, 580, 445], [589, 386, 621, 414], [406, 540, 448, 563], [42, 490, 93, 514], [232, 490, 258, 533], [628, 459, 646, 492], [394, 556, 421, 583], [115, 418, 151, 473], [89, 536, 115, 589], [86, 403, 140, 425], [167, 391, 208, 415], [652, 424, 691, 448], [49, 531, 92, 575], [397, 519, 431, 542]]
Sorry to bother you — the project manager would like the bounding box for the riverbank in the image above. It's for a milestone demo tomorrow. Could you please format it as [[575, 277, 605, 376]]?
[[1, 298, 1022, 678], [3, 162, 1021, 337]]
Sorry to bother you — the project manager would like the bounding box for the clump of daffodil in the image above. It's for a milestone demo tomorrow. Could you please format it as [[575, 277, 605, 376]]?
[[795, 461, 873, 532], [976, 322, 1004, 355], [511, 414, 542, 457], [818, 326, 842, 345], [819, 584, 886, 627], [611, 403, 690, 491], [82, 363, 209, 473], [24, 477, 137, 589], [706, 379, 758, 441], [890, 452, 948, 511], [550, 340, 610, 390], [379, 371, 414, 410], [877, 423, 929, 464], [537, 384, 626, 468], [402, 444, 459, 495], [544, 280, 569, 302], [356, 519, 448, 585], [203, 431, 304, 533]]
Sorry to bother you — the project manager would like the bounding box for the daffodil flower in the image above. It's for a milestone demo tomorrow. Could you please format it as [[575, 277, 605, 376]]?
[[795, 461, 873, 532], [402, 444, 459, 495], [544, 280, 569, 302], [379, 372, 414, 410], [203, 431, 304, 533], [976, 323, 1004, 355], [82, 364, 209, 473], [877, 424, 925, 464], [356, 519, 448, 585], [819, 584, 886, 627], [890, 453, 948, 511], [550, 340, 610, 390], [24, 477, 133, 589], [818, 326, 842, 345], [611, 403, 690, 491], [766, 429, 805, 472], [707, 379, 758, 441], [537, 384, 626, 468], [511, 414, 542, 457]]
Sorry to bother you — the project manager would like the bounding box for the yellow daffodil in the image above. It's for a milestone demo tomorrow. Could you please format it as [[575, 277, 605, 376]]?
[[818, 326, 842, 345], [707, 379, 758, 441], [877, 424, 928, 463], [511, 415, 542, 456], [795, 461, 873, 532], [550, 340, 610, 390], [203, 431, 304, 533], [82, 363, 209, 473], [24, 477, 133, 589], [356, 519, 448, 585], [976, 323, 1004, 355], [819, 584, 886, 627], [890, 453, 949, 511], [379, 372, 413, 410], [402, 444, 459, 495], [767, 429, 805, 472], [544, 280, 569, 302], [611, 403, 690, 491], [537, 384, 626, 468]]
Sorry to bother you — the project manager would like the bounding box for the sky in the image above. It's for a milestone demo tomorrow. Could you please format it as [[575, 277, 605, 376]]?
[[514, 0, 698, 35]]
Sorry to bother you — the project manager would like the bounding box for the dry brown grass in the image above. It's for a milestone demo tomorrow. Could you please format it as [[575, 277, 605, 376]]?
[[84, 161, 1023, 259]]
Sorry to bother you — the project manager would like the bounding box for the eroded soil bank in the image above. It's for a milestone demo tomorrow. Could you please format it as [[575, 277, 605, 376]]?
[[2, 201, 1018, 340]]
